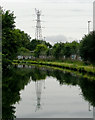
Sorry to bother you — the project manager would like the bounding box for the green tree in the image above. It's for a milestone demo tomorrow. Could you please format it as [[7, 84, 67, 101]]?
[[15, 29, 31, 49], [34, 44, 48, 58], [70, 41, 79, 55], [79, 31, 95, 64], [52, 43, 64, 59], [2, 9, 31, 68], [2, 10, 15, 30], [29, 39, 52, 51], [46, 48, 52, 56], [63, 42, 72, 58], [2, 10, 17, 68], [17, 47, 31, 56]]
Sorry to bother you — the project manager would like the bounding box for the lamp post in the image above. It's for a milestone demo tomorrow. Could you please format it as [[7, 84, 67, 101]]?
[[88, 21, 91, 34]]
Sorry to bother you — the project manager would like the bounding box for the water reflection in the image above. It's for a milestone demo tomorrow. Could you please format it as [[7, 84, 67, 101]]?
[[35, 80, 43, 112], [2, 64, 95, 119]]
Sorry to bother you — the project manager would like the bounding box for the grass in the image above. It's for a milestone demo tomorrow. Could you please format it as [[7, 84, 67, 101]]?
[[13, 60, 95, 81], [13, 59, 95, 75]]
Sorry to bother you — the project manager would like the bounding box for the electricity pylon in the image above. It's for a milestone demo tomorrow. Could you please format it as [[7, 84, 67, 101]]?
[[35, 79, 46, 112], [35, 8, 42, 40], [35, 80, 43, 111]]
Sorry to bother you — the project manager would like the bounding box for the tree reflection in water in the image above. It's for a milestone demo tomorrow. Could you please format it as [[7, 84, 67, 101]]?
[[2, 64, 95, 119]]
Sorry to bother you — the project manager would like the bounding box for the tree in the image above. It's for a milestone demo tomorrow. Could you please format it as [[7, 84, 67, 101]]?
[[15, 29, 31, 49], [28, 39, 52, 51], [34, 44, 48, 58], [2, 9, 31, 68], [52, 43, 64, 59], [2, 10, 16, 60], [17, 47, 31, 56], [70, 41, 79, 55], [2, 10, 16, 30], [2, 10, 17, 68], [63, 42, 72, 58], [46, 48, 52, 57], [79, 31, 95, 64], [28, 39, 41, 51]]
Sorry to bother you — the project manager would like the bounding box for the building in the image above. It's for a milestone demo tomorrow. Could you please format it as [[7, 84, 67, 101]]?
[[93, 1, 95, 30]]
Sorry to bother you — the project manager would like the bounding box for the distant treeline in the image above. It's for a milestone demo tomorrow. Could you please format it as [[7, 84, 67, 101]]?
[[2, 8, 95, 69]]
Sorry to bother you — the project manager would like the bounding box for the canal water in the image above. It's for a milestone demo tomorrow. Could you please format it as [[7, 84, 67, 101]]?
[[2, 65, 95, 119]]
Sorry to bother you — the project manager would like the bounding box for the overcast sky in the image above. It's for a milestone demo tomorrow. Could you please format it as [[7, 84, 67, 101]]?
[[1, 0, 94, 44]]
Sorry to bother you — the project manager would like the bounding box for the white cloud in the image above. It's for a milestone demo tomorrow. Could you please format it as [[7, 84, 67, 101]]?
[[45, 35, 78, 45], [46, 35, 67, 45], [1, 0, 93, 43]]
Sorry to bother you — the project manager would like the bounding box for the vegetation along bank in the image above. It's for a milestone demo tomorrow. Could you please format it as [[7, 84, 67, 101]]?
[[13, 60, 95, 75]]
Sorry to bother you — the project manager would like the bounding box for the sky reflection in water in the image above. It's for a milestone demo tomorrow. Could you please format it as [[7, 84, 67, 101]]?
[[2, 65, 95, 118]]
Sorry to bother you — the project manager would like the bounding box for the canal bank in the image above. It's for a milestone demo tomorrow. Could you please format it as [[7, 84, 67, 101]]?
[[13, 60, 95, 80], [13, 60, 95, 74]]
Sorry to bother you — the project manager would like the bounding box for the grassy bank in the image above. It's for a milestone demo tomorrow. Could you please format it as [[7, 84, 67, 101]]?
[[13, 60, 95, 75]]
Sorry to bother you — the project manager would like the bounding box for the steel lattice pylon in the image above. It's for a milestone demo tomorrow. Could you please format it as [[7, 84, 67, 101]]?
[[35, 80, 42, 111], [35, 8, 42, 40], [35, 79, 46, 112]]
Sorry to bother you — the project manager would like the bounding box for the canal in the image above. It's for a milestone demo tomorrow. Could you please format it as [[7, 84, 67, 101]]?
[[2, 65, 95, 119]]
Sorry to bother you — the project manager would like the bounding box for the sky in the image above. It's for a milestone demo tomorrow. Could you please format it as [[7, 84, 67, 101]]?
[[1, 0, 94, 44]]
